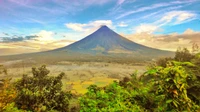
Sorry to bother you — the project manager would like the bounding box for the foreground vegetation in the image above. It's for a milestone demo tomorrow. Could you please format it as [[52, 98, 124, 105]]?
[[0, 48, 200, 111]]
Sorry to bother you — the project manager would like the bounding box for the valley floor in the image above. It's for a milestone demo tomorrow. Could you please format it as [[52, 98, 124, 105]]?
[[0, 61, 147, 94]]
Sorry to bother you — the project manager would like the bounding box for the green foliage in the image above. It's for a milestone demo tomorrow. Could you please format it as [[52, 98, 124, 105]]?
[[1, 48, 200, 111], [3, 102, 29, 112], [0, 78, 16, 111], [80, 73, 159, 112], [146, 61, 199, 111], [80, 57, 200, 111], [154, 47, 200, 107], [79, 82, 143, 112], [14, 65, 71, 112]]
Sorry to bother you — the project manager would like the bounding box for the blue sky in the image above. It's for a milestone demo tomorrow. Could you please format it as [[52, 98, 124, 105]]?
[[0, 0, 200, 55]]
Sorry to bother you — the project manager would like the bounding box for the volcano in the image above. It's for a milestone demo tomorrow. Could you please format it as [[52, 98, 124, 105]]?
[[55, 25, 173, 57], [0, 25, 174, 63]]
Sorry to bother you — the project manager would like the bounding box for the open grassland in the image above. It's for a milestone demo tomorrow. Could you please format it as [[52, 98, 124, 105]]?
[[66, 77, 119, 94], [0, 61, 146, 94]]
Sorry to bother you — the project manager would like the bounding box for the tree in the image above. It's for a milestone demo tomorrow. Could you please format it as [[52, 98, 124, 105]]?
[[175, 47, 194, 62], [15, 65, 71, 112], [156, 57, 173, 67], [192, 43, 199, 53], [0, 65, 7, 75]]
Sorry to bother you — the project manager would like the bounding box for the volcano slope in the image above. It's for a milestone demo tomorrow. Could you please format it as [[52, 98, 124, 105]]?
[[0, 26, 174, 64]]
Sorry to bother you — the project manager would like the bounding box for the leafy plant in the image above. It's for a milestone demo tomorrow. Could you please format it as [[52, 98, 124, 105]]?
[[79, 82, 143, 112], [0, 78, 16, 111], [14, 65, 72, 112], [146, 61, 199, 111]]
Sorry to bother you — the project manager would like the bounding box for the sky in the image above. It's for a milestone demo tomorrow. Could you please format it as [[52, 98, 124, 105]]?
[[0, 0, 200, 55]]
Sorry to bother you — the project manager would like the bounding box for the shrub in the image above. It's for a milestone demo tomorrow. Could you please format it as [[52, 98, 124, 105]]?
[[79, 82, 143, 112], [146, 61, 199, 111], [175, 47, 194, 62], [156, 57, 173, 67], [0, 65, 7, 75], [0, 78, 16, 111], [15, 65, 71, 112]]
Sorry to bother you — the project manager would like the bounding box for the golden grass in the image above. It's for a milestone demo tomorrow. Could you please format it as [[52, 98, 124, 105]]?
[[66, 77, 119, 94]]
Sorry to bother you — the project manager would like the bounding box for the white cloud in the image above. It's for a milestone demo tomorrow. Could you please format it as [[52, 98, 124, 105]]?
[[118, 21, 128, 27], [65, 23, 87, 32], [117, 0, 125, 5], [116, 3, 170, 19], [183, 28, 197, 35], [90, 20, 113, 28], [133, 10, 196, 34], [176, 12, 195, 23], [134, 24, 159, 34], [65, 20, 113, 33], [116, 0, 197, 19], [156, 11, 196, 26], [36, 30, 55, 42], [124, 29, 200, 51], [0, 33, 8, 37]]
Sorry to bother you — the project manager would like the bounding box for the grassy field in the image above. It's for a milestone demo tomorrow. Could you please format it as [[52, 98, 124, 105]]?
[[0, 60, 147, 94], [66, 77, 119, 94]]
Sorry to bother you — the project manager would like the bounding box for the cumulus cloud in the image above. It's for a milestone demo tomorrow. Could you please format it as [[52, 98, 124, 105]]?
[[35, 30, 55, 43], [124, 29, 200, 51], [65, 20, 113, 35], [66, 23, 87, 32], [183, 28, 198, 34], [134, 24, 160, 34]]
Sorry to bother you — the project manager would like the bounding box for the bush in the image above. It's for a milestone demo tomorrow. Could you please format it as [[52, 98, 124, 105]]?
[[175, 47, 194, 62], [156, 57, 173, 67], [0, 78, 16, 111], [79, 82, 143, 112], [146, 61, 199, 111], [0, 65, 7, 75], [14, 65, 71, 112]]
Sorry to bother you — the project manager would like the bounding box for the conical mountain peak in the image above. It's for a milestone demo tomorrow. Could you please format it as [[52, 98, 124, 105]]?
[[96, 25, 112, 32], [56, 25, 173, 58], [99, 25, 109, 29]]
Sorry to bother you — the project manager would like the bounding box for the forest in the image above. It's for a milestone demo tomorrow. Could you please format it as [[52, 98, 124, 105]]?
[[0, 48, 200, 112]]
